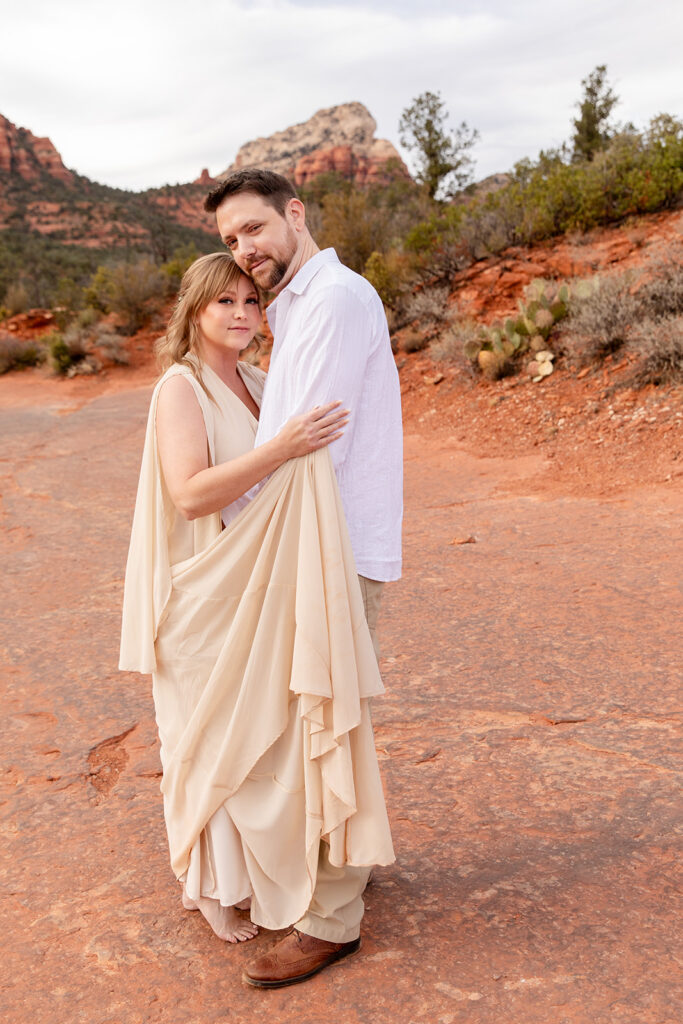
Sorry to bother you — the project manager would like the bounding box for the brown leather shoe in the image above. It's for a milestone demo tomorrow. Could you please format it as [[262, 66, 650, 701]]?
[[242, 928, 361, 988]]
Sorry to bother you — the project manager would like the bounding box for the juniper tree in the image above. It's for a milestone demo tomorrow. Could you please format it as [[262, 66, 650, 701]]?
[[571, 64, 619, 163], [399, 91, 478, 200]]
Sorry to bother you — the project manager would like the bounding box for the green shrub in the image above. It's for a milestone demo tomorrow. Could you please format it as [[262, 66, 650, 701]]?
[[319, 191, 394, 273], [407, 114, 683, 274], [160, 246, 200, 295], [76, 306, 100, 329], [363, 250, 412, 309], [47, 332, 73, 373]]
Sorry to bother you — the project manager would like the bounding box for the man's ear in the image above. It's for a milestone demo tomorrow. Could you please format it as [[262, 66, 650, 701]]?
[[286, 197, 306, 233]]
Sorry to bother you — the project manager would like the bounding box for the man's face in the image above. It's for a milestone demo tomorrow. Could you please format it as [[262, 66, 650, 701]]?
[[216, 193, 299, 293]]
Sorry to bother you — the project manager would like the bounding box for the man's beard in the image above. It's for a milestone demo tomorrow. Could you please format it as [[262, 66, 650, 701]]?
[[249, 228, 298, 291], [254, 256, 289, 291]]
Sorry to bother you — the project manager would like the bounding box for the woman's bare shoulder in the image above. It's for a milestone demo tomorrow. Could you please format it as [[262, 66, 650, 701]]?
[[155, 371, 203, 419]]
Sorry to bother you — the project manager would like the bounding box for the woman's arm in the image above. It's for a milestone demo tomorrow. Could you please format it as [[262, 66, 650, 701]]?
[[156, 375, 347, 521]]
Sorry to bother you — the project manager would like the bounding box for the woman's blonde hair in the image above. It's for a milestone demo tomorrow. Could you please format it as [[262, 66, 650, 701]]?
[[155, 252, 261, 391]]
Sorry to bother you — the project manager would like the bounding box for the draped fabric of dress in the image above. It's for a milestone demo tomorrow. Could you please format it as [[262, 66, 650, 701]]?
[[119, 361, 395, 931]]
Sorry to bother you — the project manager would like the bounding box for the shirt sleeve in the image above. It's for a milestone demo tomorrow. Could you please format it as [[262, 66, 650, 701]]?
[[282, 283, 374, 469]]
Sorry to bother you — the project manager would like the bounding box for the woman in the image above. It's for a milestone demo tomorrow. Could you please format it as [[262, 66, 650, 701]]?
[[120, 253, 394, 947]]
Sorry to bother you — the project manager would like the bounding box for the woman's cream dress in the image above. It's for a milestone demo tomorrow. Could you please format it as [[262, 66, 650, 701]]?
[[119, 360, 394, 930]]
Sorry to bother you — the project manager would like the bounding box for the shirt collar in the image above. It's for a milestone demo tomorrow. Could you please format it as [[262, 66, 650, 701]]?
[[271, 248, 339, 303]]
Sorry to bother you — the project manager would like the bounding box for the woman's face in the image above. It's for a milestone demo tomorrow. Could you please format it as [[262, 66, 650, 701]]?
[[196, 273, 261, 356]]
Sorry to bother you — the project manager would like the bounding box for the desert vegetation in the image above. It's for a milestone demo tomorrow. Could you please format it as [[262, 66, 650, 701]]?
[[1, 66, 682, 390]]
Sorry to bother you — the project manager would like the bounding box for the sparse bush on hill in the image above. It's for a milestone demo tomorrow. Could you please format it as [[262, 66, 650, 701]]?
[[160, 246, 201, 295], [318, 190, 395, 274], [3, 281, 30, 316], [400, 285, 451, 330], [406, 115, 683, 281], [558, 251, 683, 382], [86, 260, 166, 333]]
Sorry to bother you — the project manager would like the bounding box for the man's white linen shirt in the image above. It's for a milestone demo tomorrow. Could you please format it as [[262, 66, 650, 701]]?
[[254, 248, 402, 582]]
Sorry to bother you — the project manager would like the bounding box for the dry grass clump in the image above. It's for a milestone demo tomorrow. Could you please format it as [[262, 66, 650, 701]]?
[[400, 285, 451, 328], [398, 329, 429, 353], [628, 316, 683, 385], [0, 333, 45, 373]]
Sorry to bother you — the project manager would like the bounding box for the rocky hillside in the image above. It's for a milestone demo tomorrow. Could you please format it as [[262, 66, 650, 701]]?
[[0, 114, 216, 248], [0, 104, 411, 305], [0, 115, 74, 185], [221, 102, 409, 187]]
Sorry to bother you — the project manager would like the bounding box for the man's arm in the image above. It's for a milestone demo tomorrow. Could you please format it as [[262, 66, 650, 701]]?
[[277, 284, 373, 468]]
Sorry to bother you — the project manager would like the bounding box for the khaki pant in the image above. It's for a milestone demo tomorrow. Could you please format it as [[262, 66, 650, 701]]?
[[295, 575, 385, 942], [357, 574, 384, 662]]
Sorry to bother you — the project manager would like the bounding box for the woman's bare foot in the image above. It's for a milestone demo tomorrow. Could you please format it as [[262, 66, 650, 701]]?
[[182, 889, 258, 942], [182, 890, 199, 911]]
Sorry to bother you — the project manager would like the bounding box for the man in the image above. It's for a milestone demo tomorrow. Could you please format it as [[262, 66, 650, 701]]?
[[204, 168, 402, 987]]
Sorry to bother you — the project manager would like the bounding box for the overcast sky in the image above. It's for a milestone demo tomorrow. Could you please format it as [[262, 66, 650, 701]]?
[[2, 0, 682, 191]]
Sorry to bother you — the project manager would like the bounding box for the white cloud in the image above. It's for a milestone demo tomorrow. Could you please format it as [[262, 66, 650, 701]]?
[[1, 0, 681, 190]]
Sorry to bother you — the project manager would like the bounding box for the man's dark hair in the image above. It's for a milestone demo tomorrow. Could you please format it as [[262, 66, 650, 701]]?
[[204, 168, 298, 216]]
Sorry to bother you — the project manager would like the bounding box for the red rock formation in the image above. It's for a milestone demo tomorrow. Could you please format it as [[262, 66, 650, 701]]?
[[293, 144, 410, 187], [0, 115, 74, 185], [193, 168, 216, 186], [222, 103, 410, 188]]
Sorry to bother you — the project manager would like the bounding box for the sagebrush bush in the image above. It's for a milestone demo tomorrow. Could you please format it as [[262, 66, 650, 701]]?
[[0, 333, 45, 373], [430, 319, 481, 368], [92, 328, 130, 365], [636, 254, 683, 320], [561, 274, 640, 364], [628, 316, 683, 385]]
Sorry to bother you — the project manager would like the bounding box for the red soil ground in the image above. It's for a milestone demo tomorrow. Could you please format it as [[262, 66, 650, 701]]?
[[1, 216, 681, 1022]]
